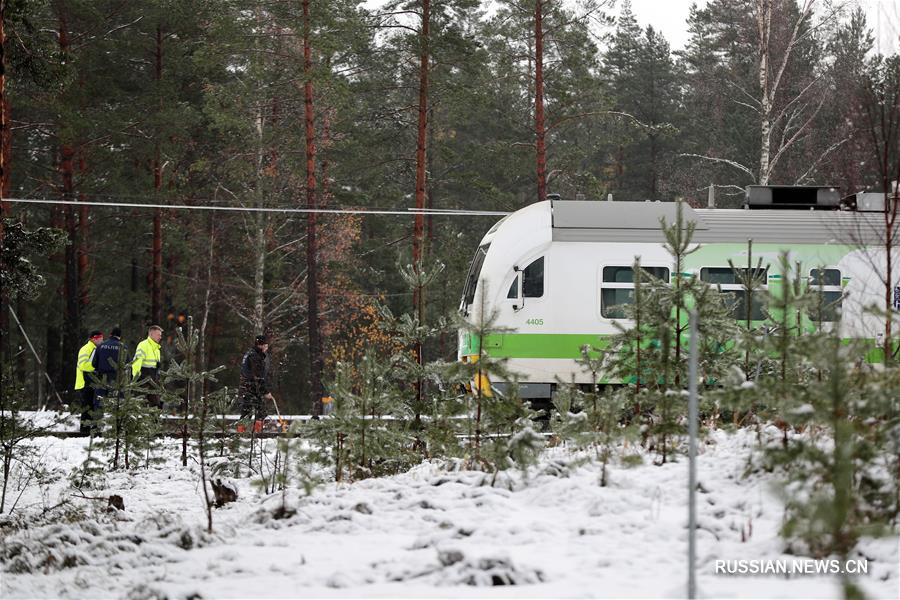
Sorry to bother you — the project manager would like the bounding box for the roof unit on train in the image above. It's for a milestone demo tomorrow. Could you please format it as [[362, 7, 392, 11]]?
[[549, 197, 894, 245], [841, 191, 891, 212], [744, 185, 840, 210]]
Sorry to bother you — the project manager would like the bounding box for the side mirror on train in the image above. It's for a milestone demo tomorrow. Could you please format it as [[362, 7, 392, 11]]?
[[512, 265, 523, 311]]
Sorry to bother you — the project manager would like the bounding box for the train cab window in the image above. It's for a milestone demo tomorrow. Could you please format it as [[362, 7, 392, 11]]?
[[601, 265, 669, 319], [460, 244, 490, 309], [522, 257, 544, 298], [701, 266, 768, 321], [809, 268, 843, 322], [507, 278, 518, 299]]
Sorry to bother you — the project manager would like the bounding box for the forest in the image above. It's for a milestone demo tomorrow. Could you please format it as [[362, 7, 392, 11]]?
[[1, 0, 898, 414]]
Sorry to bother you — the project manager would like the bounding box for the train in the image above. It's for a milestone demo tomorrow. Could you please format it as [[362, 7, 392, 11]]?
[[457, 186, 899, 402]]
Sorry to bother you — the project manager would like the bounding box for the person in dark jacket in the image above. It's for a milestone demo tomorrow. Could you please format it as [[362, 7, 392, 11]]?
[[239, 335, 273, 432], [92, 326, 126, 400]]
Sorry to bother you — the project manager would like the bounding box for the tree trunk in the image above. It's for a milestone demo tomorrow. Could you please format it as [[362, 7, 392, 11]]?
[[151, 209, 162, 324], [130, 257, 139, 326], [0, 0, 9, 212], [61, 144, 79, 395], [251, 55, 267, 336], [756, 0, 772, 185], [57, 9, 79, 400], [413, 0, 429, 272], [534, 0, 547, 202], [413, 0, 431, 424], [882, 182, 897, 365], [199, 215, 215, 392], [754, 0, 818, 185], [320, 105, 333, 207], [77, 154, 89, 311], [302, 0, 323, 415], [151, 25, 163, 326], [886, 217, 894, 364], [253, 213, 266, 334]]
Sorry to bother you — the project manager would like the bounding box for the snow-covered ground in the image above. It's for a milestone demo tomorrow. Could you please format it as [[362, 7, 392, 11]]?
[[1, 429, 897, 599]]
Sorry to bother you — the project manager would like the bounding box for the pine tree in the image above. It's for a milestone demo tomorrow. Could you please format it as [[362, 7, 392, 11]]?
[[89, 348, 160, 470], [818, 8, 874, 193], [448, 283, 520, 469], [604, 203, 737, 463], [551, 351, 639, 487], [729, 240, 769, 382], [604, 5, 682, 200], [0, 366, 71, 512], [157, 317, 225, 467], [377, 259, 449, 452], [744, 254, 818, 447], [601, 258, 661, 414], [307, 352, 410, 482], [765, 333, 892, 584]]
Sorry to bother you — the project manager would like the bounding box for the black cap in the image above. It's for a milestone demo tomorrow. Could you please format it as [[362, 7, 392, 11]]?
[[111, 326, 122, 337], [89, 330, 103, 339], [255, 335, 268, 345]]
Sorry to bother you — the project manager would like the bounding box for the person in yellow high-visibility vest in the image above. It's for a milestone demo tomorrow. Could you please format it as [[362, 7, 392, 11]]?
[[75, 330, 104, 435], [132, 325, 163, 408]]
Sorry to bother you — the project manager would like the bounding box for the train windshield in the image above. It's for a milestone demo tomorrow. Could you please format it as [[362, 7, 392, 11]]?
[[460, 243, 490, 311]]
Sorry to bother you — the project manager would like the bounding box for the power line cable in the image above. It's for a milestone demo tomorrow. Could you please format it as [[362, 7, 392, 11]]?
[[3, 198, 511, 217]]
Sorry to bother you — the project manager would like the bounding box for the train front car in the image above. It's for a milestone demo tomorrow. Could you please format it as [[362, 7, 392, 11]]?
[[457, 201, 555, 401], [458, 189, 899, 406]]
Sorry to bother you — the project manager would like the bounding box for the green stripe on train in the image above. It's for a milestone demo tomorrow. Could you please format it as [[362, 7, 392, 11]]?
[[459, 333, 609, 359], [460, 332, 893, 363]]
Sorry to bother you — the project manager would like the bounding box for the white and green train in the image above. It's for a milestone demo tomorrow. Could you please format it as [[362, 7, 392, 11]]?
[[457, 187, 899, 400]]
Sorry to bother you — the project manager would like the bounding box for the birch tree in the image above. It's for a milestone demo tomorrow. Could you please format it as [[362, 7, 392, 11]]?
[[680, 0, 843, 189]]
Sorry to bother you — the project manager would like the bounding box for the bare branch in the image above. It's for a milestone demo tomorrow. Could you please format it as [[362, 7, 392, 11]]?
[[726, 79, 762, 108], [678, 154, 756, 179], [768, 94, 827, 176], [794, 137, 852, 184], [731, 99, 763, 114]]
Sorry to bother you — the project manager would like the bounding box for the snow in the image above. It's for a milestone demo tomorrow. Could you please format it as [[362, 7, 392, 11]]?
[[1, 430, 897, 599], [791, 403, 815, 416], [1, 410, 80, 433]]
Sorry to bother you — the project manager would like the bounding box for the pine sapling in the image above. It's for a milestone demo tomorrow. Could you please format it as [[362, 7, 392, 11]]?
[[90, 349, 157, 470], [1, 367, 70, 513], [449, 282, 516, 469], [159, 317, 225, 467]]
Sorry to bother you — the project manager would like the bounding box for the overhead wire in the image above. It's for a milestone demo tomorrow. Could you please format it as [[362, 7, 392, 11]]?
[[3, 197, 512, 217]]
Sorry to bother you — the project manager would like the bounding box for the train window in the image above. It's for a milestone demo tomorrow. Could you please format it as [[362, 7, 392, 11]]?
[[522, 257, 544, 298], [460, 244, 490, 309], [810, 268, 841, 287], [721, 290, 768, 321], [701, 266, 768, 321], [601, 265, 669, 319], [809, 269, 842, 322], [507, 276, 519, 299], [602, 266, 670, 283], [601, 289, 634, 319], [700, 267, 735, 284], [700, 266, 768, 285], [603, 266, 634, 283]]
